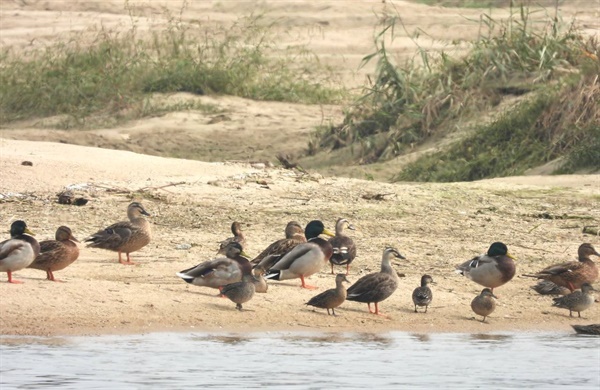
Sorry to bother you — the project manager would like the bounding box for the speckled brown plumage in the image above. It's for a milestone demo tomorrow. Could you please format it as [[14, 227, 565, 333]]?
[[85, 202, 152, 265], [217, 222, 246, 255], [471, 288, 497, 322], [552, 283, 596, 318], [412, 274, 434, 313], [306, 273, 350, 316], [28, 226, 79, 282], [251, 221, 306, 270]]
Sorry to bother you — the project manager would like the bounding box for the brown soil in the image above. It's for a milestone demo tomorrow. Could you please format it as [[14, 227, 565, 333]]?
[[0, 1, 599, 336]]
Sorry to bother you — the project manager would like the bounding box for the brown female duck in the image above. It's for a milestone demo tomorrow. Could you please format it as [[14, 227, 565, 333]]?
[[456, 242, 516, 293], [28, 226, 79, 282], [176, 242, 252, 293], [530, 280, 570, 296], [85, 202, 152, 265], [306, 273, 350, 316], [0, 220, 40, 284], [221, 272, 256, 311], [264, 220, 334, 289], [524, 243, 599, 292], [251, 221, 306, 270], [471, 288, 497, 322], [412, 274, 434, 313], [328, 218, 357, 275], [552, 283, 596, 318], [346, 247, 405, 315], [252, 266, 268, 293], [217, 222, 246, 255]]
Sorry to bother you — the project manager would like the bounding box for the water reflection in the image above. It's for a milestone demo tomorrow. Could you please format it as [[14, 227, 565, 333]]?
[[1, 331, 599, 389]]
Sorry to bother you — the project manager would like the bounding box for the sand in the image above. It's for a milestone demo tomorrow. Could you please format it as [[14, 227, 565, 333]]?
[[0, 1, 599, 336]]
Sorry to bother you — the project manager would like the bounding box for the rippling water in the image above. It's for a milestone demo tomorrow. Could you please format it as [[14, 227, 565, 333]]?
[[1, 331, 599, 389]]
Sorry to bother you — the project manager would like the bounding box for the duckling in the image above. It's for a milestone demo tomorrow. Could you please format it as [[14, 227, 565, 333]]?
[[524, 243, 599, 292], [456, 242, 516, 293], [252, 266, 268, 293], [306, 273, 350, 316], [412, 274, 434, 313], [264, 220, 334, 289], [176, 242, 252, 292], [251, 221, 306, 270], [471, 288, 497, 322], [0, 220, 40, 284], [346, 247, 405, 315], [217, 222, 246, 255], [84, 202, 152, 265], [328, 218, 357, 275], [28, 226, 79, 282], [221, 272, 256, 311], [572, 324, 600, 336], [530, 280, 570, 296], [552, 283, 596, 318]]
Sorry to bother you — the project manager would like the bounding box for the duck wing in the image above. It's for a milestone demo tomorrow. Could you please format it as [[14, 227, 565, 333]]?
[[85, 221, 135, 249]]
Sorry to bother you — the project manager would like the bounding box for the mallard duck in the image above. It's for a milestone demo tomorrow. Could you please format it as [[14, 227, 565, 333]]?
[[455, 242, 516, 293], [328, 218, 357, 275], [221, 272, 256, 311], [524, 243, 599, 292], [251, 221, 306, 270], [306, 273, 350, 316], [471, 288, 497, 322], [28, 226, 79, 282], [264, 220, 334, 289], [176, 242, 252, 292], [530, 280, 570, 296], [0, 220, 40, 284], [217, 222, 246, 255], [84, 202, 152, 265], [346, 247, 405, 315], [412, 274, 434, 313], [252, 266, 268, 293], [572, 324, 600, 336], [552, 283, 596, 318]]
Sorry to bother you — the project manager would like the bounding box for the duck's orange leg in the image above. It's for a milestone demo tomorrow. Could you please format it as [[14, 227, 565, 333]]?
[[119, 252, 137, 265], [300, 275, 318, 290], [46, 270, 64, 282], [7, 271, 24, 284]]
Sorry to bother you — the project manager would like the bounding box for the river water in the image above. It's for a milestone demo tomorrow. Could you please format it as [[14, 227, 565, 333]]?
[[1, 331, 599, 389]]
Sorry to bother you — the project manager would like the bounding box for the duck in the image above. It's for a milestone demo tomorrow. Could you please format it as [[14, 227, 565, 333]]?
[[217, 222, 246, 255], [305, 273, 350, 316], [264, 220, 334, 289], [251, 221, 306, 270], [412, 274, 434, 313], [0, 220, 40, 284], [571, 324, 600, 336], [28, 226, 79, 282], [84, 202, 152, 265], [523, 243, 599, 292], [455, 242, 516, 293], [471, 288, 497, 322], [552, 283, 596, 318], [328, 218, 357, 275], [252, 266, 268, 293], [346, 247, 405, 315], [530, 280, 570, 296], [176, 242, 252, 293], [221, 272, 256, 311]]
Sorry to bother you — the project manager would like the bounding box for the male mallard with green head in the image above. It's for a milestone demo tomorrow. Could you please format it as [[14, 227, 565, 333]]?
[[456, 242, 516, 293], [552, 283, 596, 318], [85, 202, 152, 265], [524, 243, 599, 292], [346, 247, 405, 316], [0, 220, 40, 284], [328, 218, 357, 275], [306, 273, 350, 316], [264, 220, 334, 289], [28, 226, 79, 282]]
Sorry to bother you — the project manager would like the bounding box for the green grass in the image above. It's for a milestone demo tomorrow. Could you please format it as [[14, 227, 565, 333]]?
[[0, 12, 344, 127]]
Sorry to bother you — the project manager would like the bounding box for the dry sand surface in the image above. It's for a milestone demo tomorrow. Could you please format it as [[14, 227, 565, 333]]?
[[0, 139, 599, 336], [0, 1, 599, 336]]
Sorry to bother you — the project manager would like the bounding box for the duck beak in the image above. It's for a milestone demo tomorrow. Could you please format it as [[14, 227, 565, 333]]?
[[141, 210, 151, 217], [348, 224, 356, 231], [322, 228, 335, 237], [71, 235, 80, 243], [491, 292, 499, 299], [24, 227, 35, 236], [343, 276, 351, 283], [240, 250, 251, 258], [507, 252, 516, 260]]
